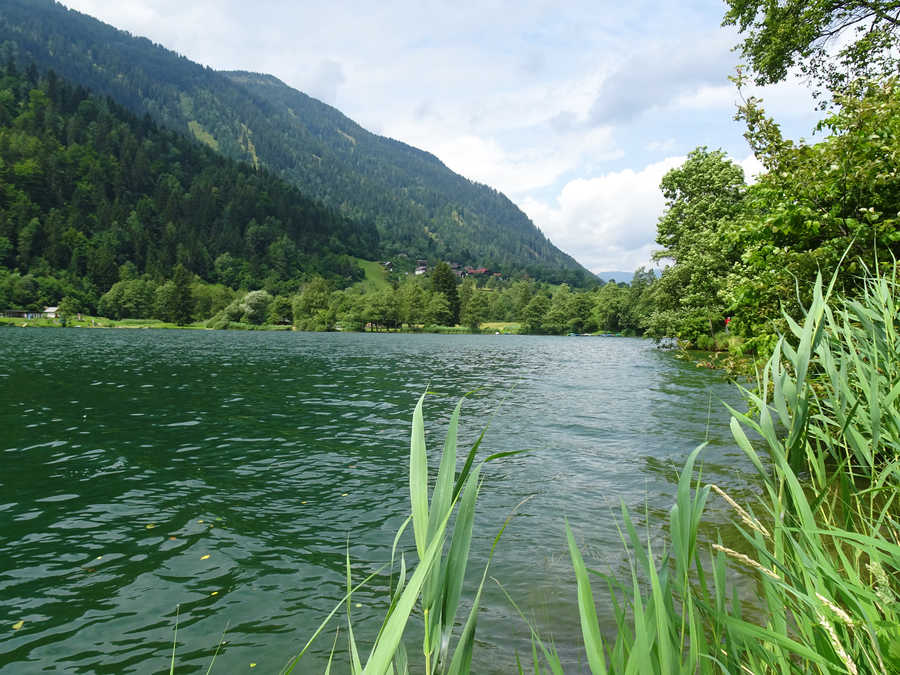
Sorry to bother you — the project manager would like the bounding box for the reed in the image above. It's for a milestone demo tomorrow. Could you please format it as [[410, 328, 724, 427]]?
[[282, 392, 524, 675], [562, 267, 900, 673]]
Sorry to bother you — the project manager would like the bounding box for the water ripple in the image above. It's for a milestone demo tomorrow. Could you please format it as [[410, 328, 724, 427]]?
[[0, 329, 750, 673]]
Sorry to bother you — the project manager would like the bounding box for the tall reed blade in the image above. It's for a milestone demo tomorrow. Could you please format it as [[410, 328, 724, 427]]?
[[565, 519, 608, 675], [410, 393, 430, 561]]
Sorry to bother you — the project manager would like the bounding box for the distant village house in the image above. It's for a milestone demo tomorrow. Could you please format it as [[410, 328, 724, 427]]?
[[1, 306, 59, 319]]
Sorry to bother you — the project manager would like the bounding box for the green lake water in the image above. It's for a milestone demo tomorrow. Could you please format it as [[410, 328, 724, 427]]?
[[0, 329, 756, 673]]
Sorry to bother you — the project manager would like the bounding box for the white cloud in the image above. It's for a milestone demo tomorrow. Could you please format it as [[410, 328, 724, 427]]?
[[738, 153, 765, 183], [523, 149, 769, 274], [646, 138, 676, 152], [379, 68, 619, 198], [415, 126, 621, 198], [521, 156, 686, 273], [671, 85, 738, 111], [305, 60, 346, 106], [588, 32, 738, 125]]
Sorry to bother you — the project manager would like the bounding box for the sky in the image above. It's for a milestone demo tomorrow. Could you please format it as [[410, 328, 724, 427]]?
[[60, 0, 824, 275]]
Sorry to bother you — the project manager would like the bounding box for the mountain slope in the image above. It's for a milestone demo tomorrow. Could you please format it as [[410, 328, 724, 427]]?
[[0, 62, 375, 309], [0, 0, 591, 281]]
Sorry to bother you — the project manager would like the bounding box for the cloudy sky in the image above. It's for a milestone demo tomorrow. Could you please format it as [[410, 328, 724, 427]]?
[[61, 0, 822, 274]]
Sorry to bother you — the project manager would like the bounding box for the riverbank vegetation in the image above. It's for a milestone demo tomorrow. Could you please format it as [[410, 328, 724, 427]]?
[[558, 269, 899, 673]]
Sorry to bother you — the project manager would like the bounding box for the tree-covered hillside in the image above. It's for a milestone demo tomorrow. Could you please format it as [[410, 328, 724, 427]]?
[[221, 72, 583, 275], [0, 0, 590, 283], [0, 62, 376, 311]]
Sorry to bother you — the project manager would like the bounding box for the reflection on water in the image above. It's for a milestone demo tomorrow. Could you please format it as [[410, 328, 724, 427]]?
[[0, 329, 751, 673]]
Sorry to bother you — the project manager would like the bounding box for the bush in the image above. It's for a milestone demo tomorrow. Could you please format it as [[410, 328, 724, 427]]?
[[267, 295, 293, 325], [240, 290, 272, 324]]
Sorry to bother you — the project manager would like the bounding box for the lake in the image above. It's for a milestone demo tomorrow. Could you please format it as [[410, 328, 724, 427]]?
[[0, 329, 756, 673]]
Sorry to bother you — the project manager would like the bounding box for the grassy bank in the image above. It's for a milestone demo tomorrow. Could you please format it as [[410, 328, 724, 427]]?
[[0, 316, 292, 330], [480, 321, 521, 334], [284, 267, 898, 673], [352, 259, 394, 293], [0, 316, 192, 329], [352, 322, 521, 334], [0, 315, 517, 334]]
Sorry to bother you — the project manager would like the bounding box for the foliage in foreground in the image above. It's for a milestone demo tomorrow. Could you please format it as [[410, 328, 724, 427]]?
[[564, 268, 900, 673], [281, 393, 521, 674]]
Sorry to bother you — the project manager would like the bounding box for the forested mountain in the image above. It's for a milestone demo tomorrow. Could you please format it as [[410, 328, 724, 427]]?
[[0, 62, 375, 311], [0, 0, 590, 283]]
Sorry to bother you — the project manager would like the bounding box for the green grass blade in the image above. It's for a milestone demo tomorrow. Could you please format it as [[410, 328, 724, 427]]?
[[410, 392, 429, 561], [429, 397, 463, 544], [346, 542, 363, 674], [362, 505, 454, 675], [453, 426, 487, 502], [645, 550, 671, 675], [280, 564, 387, 674], [446, 494, 530, 674], [441, 466, 482, 657], [626, 569, 650, 675], [324, 627, 340, 675], [204, 620, 229, 674], [170, 604, 179, 675], [423, 397, 465, 654], [718, 613, 833, 666], [495, 580, 565, 675], [729, 416, 768, 479], [388, 516, 412, 600], [392, 642, 408, 675], [565, 519, 608, 674]]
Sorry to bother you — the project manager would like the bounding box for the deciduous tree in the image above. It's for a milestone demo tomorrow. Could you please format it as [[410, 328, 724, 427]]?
[[724, 0, 900, 95], [521, 294, 551, 333], [460, 289, 490, 332], [170, 263, 194, 325], [431, 262, 460, 325], [646, 148, 746, 342], [725, 79, 900, 339]]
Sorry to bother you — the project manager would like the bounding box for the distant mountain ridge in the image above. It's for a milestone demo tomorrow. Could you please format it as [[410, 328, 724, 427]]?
[[0, 0, 592, 282], [595, 271, 638, 284]]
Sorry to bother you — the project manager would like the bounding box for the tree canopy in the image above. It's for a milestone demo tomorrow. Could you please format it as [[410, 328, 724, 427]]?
[[724, 0, 900, 94], [725, 78, 900, 338], [645, 149, 746, 342], [431, 262, 461, 325]]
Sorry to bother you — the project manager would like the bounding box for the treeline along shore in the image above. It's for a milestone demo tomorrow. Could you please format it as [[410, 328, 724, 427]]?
[[2, 61, 898, 351]]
